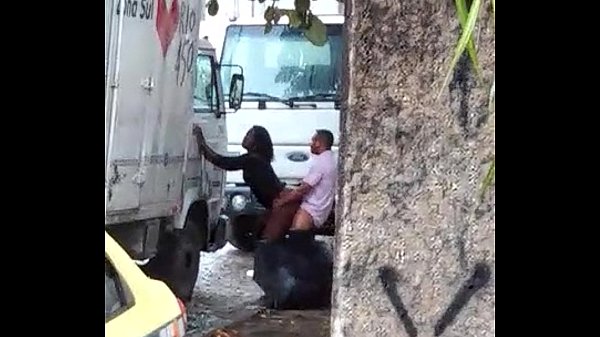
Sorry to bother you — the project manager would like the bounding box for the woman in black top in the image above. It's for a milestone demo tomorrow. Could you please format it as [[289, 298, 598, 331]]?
[[193, 125, 300, 241]]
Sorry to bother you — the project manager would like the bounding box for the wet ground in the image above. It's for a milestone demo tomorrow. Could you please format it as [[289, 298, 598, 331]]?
[[202, 310, 330, 337], [185, 239, 333, 337], [186, 243, 263, 336]]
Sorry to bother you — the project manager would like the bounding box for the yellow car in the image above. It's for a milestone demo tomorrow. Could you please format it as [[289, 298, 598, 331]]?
[[105, 231, 187, 337]]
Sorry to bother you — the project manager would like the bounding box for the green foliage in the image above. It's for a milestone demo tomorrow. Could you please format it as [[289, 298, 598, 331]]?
[[303, 14, 327, 46], [207, 0, 219, 16], [437, 0, 482, 100], [435, 0, 495, 198], [480, 157, 495, 200], [455, 0, 482, 80], [286, 9, 302, 28], [295, 0, 310, 13], [206, 0, 327, 46]]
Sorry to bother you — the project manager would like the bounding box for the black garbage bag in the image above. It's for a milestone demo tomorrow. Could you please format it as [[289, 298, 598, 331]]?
[[253, 231, 333, 310]]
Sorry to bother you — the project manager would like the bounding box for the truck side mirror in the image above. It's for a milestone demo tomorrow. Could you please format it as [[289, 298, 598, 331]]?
[[229, 74, 244, 111]]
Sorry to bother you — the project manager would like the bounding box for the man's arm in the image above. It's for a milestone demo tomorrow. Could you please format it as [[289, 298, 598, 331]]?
[[274, 182, 313, 207], [274, 162, 323, 207]]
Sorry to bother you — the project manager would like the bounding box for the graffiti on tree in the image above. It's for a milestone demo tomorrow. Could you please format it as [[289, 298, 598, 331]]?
[[378, 262, 491, 336]]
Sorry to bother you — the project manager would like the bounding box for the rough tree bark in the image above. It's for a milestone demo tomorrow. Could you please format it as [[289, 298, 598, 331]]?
[[331, 0, 495, 336]]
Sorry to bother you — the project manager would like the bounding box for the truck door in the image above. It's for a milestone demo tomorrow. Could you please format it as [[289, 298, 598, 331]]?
[[186, 50, 227, 224]]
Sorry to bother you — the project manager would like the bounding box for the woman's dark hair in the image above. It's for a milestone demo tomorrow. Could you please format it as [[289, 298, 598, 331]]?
[[249, 126, 274, 162]]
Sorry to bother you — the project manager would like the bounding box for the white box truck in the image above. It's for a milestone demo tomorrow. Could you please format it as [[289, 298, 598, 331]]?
[[105, 0, 243, 301]]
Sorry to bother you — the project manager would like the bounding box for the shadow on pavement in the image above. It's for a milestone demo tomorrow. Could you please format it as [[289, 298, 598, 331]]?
[[202, 309, 330, 337]]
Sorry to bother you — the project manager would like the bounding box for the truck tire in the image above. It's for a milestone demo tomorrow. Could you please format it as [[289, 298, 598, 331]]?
[[168, 224, 202, 302], [144, 215, 206, 302], [227, 214, 259, 252]]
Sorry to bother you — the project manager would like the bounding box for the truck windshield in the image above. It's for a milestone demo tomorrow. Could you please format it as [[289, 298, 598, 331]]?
[[220, 24, 342, 102]]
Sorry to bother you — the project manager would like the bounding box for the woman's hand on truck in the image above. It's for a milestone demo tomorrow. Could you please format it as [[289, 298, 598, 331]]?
[[193, 125, 204, 138]]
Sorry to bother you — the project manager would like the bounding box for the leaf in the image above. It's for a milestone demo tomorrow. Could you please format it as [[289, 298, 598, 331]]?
[[304, 14, 327, 46], [479, 157, 495, 200], [437, 0, 481, 100], [264, 6, 275, 22], [287, 10, 303, 28], [273, 9, 282, 24], [207, 0, 219, 16], [295, 0, 310, 13], [455, 0, 482, 80], [264, 22, 273, 34]]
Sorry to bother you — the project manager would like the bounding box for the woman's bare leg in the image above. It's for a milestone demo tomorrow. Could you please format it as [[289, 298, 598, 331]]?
[[261, 201, 301, 241]]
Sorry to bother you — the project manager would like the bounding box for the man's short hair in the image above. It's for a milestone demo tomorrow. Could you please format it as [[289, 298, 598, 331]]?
[[316, 129, 334, 149]]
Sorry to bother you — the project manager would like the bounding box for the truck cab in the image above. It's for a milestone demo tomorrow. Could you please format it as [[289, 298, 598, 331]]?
[[200, 0, 344, 251]]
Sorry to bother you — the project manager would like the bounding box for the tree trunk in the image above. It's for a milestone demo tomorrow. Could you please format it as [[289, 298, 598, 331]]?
[[331, 0, 495, 336]]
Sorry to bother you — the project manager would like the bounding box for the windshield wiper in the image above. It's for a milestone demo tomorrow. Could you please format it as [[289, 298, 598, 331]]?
[[245, 92, 293, 107]]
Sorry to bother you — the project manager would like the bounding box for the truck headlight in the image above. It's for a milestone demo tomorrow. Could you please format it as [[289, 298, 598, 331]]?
[[231, 194, 248, 211]]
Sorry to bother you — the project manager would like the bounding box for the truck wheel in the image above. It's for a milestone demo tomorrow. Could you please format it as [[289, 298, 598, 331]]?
[[168, 224, 202, 302], [144, 216, 205, 302], [227, 215, 259, 252]]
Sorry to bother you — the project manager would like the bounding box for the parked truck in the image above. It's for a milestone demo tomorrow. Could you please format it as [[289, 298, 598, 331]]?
[[200, 0, 344, 251], [105, 0, 243, 301]]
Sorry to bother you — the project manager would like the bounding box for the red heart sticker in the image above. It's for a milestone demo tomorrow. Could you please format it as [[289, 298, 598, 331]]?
[[156, 0, 179, 57]]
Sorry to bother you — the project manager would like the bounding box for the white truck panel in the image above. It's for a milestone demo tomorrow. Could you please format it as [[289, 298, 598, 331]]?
[[200, 6, 344, 185], [106, 0, 226, 227]]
